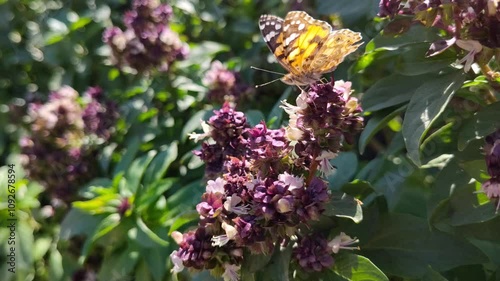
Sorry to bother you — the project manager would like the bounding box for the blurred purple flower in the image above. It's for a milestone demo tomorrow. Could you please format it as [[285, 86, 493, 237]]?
[[293, 235, 334, 272], [481, 129, 500, 212], [103, 0, 188, 74], [20, 86, 118, 203], [203, 61, 252, 104], [171, 228, 217, 270], [82, 87, 119, 140]]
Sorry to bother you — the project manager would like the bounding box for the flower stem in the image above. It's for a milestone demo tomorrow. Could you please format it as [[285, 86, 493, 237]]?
[[306, 158, 318, 186]]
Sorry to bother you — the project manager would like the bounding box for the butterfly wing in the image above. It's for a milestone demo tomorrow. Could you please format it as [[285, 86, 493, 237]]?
[[259, 14, 294, 73], [281, 11, 331, 75], [259, 11, 363, 84], [309, 29, 362, 73]]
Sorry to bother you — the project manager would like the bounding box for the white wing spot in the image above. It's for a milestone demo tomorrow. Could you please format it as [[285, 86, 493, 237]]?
[[298, 23, 305, 31], [284, 33, 299, 46], [275, 23, 282, 30], [265, 31, 277, 42]]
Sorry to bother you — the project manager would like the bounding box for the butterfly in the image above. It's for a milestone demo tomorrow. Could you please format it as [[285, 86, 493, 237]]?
[[259, 11, 362, 86]]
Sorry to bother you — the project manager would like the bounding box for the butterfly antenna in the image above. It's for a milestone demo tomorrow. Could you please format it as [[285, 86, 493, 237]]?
[[251, 66, 285, 88], [255, 77, 282, 88], [250, 66, 285, 76]]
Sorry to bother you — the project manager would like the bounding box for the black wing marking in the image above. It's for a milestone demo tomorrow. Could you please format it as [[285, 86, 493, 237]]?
[[259, 14, 284, 54]]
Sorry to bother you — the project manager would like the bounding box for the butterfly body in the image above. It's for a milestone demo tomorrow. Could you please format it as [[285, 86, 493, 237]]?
[[259, 11, 362, 86]]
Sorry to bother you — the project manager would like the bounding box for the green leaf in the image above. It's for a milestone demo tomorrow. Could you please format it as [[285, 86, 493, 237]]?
[[342, 180, 377, 201], [168, 210, 199, 234], [178, 41, 229, 68], [324, 192, 363, 223], [73, 193, 121, 215], [33, 237, 52, 261], [366, 24, 442, 52], [143, 143, 178, 186], [328, 152, 358, 190], [469, 238, 500, 266], [97, 245, 140, 281], [70, 17, 92, 31], [391, 170, 430, 218], [18, 219, 34, 269], [403, 70, 465, 166], [81, 213, 121, 260], [166, 180, 203, 218], [460, 159, 489, 182], [140, 245, 169, 281], [351, 49, 398, 74], [458, 101, 500, 150], [136, 217, 170, 246], [60, 208, 102, 239], [99, 143, 118, 175], [48, 248, 64, 281], [135, 260, 154, 281], [418, 266, 448, 281], [396, 44, 455, 76], [255, 245, 292, 281], [362, 74, 434, 112], [181, 109, 212, 142], [316, 0, 378, 25], [136, 179, 176, 214], [246, 110, 266, 127], [172, 76, 206, 93], [362, 214, 488, 278], [191, 271, 221, 281], [267, 88, 292, 128], [332, 253, 388, 281], [455, 215, 500, 242], [44, 18, 68, 45], [428, 158, 471, 221], [241, 253, 273, 275], [113, 135, 142, 176], [432, 181, 496, 227], [126, 150, 158, 194], [359, 106, 405, 154]]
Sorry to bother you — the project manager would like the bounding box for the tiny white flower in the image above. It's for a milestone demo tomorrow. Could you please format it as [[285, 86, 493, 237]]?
[[285, 114, 304, 141], [206, 177, 226, 194], [328, 232, 359, 254], [344, 97, 359, 114], [188, 121, 212, 142], [479, 179, 500, 213], [295, 90, 308, 109], [455, 39, 482, 72], [171, 231, 183, 245], [224, 195, 249, 215], [170, 250, 184, 273], [281, 91, 308, 116], [316, 150, 337, 176], [334, 80, 353, 100], [222, 263, 241, 281], [278, 172, 304, 191], [276, 198, 293, 213], [244, 175, 259, 191], [211, 222, 238, 247]]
